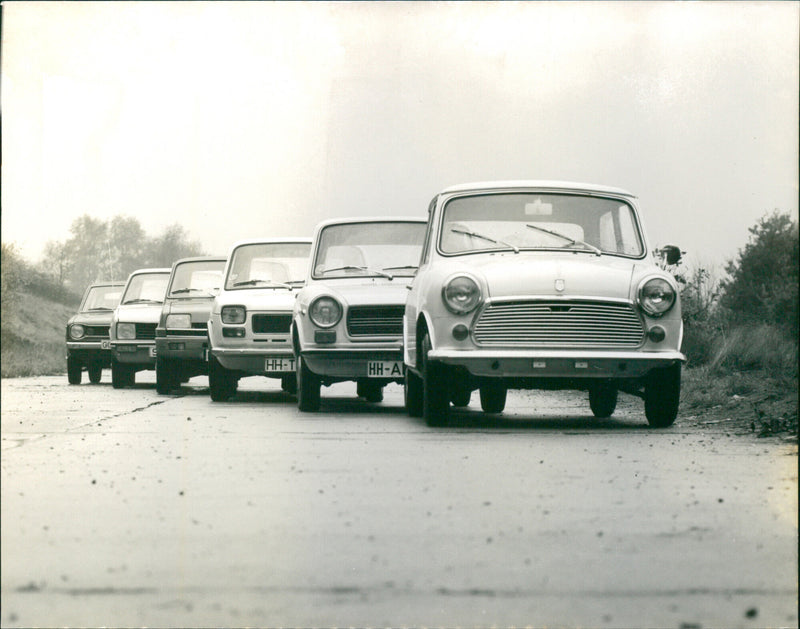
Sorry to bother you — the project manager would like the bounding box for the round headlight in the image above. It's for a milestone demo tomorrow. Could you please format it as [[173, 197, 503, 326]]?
[[69, 324, 85, 340], [117, 322, 136, 340], [309, 296, 342, 328], [166, 314, 192, 329], [221, 305, 246, 324], [638, 277, 676, 317], [442, 274, 482, 314]]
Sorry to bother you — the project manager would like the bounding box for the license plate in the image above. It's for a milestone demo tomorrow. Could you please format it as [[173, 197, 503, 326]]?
[[265, 358, 295, 372], [101, 340, 111, 350], [366, 361, 404, 378], [149, 347, 157, 358]]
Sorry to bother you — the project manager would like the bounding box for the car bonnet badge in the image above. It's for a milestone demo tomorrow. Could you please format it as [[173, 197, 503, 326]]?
[[554, 279, 565, 292]]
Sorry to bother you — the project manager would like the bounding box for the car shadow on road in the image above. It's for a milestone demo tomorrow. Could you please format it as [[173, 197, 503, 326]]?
[[409, 404, 655, 431]]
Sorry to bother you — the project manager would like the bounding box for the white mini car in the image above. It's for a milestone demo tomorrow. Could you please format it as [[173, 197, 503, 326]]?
[[292, 217, 427, 411], [404, 181, 685, 427], [207, 239, 312, 401], [109, 268, 171, 388]]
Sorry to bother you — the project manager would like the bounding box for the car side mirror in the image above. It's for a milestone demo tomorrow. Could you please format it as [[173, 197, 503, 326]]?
[[659, 244, 682, 266]]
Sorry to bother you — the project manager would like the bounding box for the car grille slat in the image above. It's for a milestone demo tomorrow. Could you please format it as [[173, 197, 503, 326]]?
[[135, 323, 157, 340], [347, 306, 404, 337], [473, 300, 644, 348], [251, 314, 292, 334]]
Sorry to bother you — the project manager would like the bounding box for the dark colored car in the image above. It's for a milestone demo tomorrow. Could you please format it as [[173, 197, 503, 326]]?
[[65, 282, 125, 384], [155, 256, 226, 394]]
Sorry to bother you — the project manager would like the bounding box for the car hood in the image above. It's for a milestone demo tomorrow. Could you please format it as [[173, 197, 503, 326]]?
[[303, 277, 413, 308], [162, 298, 214, 321], [114, 303, 164, 324], [462, 252, 639, 300], [213, 288, 298, 313], [68, 310, 115, 326]]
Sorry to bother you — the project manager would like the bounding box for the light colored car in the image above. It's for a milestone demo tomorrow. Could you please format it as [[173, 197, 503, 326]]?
[[155, 256, 226, 394], [109, 268, 171, 388], [292, 217, 428, 411], [404, 180, 685, 427], [207, 239, 312, 401], [65, 282, 125, 384]]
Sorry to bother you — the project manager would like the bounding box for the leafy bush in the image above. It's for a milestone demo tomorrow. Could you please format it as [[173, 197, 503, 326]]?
[[720, 211, 798, 333]]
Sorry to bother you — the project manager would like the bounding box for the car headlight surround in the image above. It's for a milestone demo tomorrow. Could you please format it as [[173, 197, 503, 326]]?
[[166, 314, 192, 329], [117, 322, 136, 339], [637, 276, 677, 317], [309, 296, 342, 328], [68, 324, 85, 340], [442, 273, 482, 314], [221, 305, 246, 324]]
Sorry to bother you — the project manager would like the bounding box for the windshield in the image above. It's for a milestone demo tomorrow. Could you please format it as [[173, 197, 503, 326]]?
[[82, 285, 123, 311], [168, 260, 225, 298], [440, 193, 644, 257], [121, 273, 169, 304], [312, 221, 426, 279], [225, 242, 311, 290]]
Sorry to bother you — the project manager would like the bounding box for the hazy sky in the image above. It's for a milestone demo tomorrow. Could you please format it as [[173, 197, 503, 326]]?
[[2, 1, 798, 270]]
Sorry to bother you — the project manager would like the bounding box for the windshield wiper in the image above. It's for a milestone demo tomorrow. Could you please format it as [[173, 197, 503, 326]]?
[[170, 288, 215, 297], [381, 265, 418, 273], [122, 298, 162, 305], [233, 279, 292, 289], [450, 227, 519, 253], [525, 224, 602, 256], [88, 307, 113, 311], [320, 265, 395, 280]]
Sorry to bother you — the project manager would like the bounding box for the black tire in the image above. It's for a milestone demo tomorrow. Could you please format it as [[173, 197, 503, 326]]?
[[405, 368, 423, 418], [589, 383, 618, 418], [480, 381, 507, 413], [645, 363, 681, 428], [111, 361, 133, 389], [281, 374, 297, 395], [421, 333, 449, 426], [87, 363, 102, 384], [297, 355, 321, 412], [156, 357, 178, 395], [357, 380, 384, 403], [450, 386, 471, 408], [208, 356, 236, 401], [67, 356, 82, 385]]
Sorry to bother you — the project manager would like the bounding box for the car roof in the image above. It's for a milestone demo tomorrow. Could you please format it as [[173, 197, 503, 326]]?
[[312, 216, 428, 230], [88, 281, 125, 287], [439, 180, 636, 198], [171, 255, 227, 265], [227, 237, 313, 249], [128, 268, 171, 276]]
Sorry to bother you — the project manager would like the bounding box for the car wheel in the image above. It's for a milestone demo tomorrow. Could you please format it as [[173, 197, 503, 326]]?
[[156, 357, 177, 395], [480, 381, 507, 413], [111, 361, 132, 389], [297, 355, 321, 412], [281, 374, 297, 395], [450, 386, 471, 408], [644, 363, 681, 428], [589, 383, 618, 418], [405, 368, 423, 417], [208, 356, 235, 402], [67, 355, 82, 385], [87, 363, 102, 384], [357, 380, 384, 403], [421, 332, 449, 426]]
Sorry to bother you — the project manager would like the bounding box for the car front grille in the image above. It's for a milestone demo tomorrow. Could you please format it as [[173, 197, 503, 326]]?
[[251, 314, 292, 334], [166, 323, 208, 337], [83, 325, 110, 340], [135, 323, 157, 340], [347, 306, 404, 337], [472, 299, 645, 348]]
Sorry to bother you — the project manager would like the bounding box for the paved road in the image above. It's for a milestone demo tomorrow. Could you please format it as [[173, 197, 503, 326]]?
[[1, 374, 797, 628]]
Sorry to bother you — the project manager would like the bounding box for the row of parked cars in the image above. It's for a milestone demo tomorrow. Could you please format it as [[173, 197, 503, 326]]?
[[66, 180, 686, 427]]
